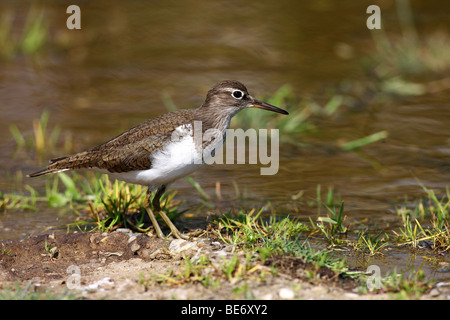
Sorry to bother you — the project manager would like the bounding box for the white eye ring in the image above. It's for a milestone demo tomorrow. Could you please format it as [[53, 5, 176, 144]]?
[[232, 90, 243, 99]]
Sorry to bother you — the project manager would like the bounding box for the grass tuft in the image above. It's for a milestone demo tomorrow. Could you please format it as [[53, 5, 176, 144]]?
[[394, 185, 450, 252]]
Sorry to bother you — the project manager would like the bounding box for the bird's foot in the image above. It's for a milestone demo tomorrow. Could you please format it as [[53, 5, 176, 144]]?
[[145, 206, 188, 240], [158, 209, 189, 240]]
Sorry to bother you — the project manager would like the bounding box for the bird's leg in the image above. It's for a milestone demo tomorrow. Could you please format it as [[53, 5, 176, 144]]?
[[144, 187, 165, 239], [152, 186, 188, 239]]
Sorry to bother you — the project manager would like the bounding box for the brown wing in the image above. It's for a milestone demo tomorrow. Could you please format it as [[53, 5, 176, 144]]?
[[27, 109, 195, 177]]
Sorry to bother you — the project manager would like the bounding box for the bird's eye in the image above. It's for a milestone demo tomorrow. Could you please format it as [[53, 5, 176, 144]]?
[[232, 90, 243, 99]]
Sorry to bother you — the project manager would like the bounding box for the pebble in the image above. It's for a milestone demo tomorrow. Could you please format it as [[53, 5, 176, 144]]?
[[213, 249, 228, 258], [85, 277, 114, 291], [429, 282, 450, 299], [279, 287, 295, 299], [148, 248, 163, 259], [127, 235, 137, 244], [211, 241, 222, 249], [430, 289, 440, 297], [344, 293, 360, 299], [115, 228, 132, 233], [260, 293, 273, 300], [436, 282, 450, 288], [169, 239, 200, 254], [130, 242, 140, 252]]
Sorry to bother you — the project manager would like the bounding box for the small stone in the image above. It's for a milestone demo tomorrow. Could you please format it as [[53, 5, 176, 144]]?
[[102, 251, 122, 257], [169, 239, 199, 254], [213, 249, 228, 258], [130, 242, 140, 252], [430, 288, 440, 297], [279, 287, 295, 299], [128, 236, 137, 244], [138, 249, 151, 259], [85, 277, 114, 291], [344, 292, 360, 299], [149, 249, 162, 259], [260, 293, 273, 300], [115, 228, 132, 233], [436, 282, 450, 288], [148, 248, 171, 260], [211, 241, 221, 249]]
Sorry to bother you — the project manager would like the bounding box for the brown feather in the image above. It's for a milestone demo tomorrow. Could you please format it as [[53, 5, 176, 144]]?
[[28, 109, 196, 176]]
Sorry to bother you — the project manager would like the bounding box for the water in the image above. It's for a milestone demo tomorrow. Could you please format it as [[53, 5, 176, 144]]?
[[1, 1, 449, 280]]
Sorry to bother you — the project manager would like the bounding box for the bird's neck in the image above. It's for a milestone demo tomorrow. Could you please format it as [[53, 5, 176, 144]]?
[[195, 106, 234, 133]]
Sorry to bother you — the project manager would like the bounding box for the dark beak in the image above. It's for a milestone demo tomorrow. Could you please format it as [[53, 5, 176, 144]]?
[[250, 98, 289, 115]]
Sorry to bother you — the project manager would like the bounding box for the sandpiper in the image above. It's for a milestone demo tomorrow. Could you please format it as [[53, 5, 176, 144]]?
[[28, 80, 289, 239]]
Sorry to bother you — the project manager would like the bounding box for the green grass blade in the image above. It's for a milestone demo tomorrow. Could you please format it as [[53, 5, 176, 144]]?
[[341, 131, 388, 151]]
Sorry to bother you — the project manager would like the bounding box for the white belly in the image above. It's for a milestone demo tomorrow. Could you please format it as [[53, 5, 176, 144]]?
[[97, 135, 202, 187]]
